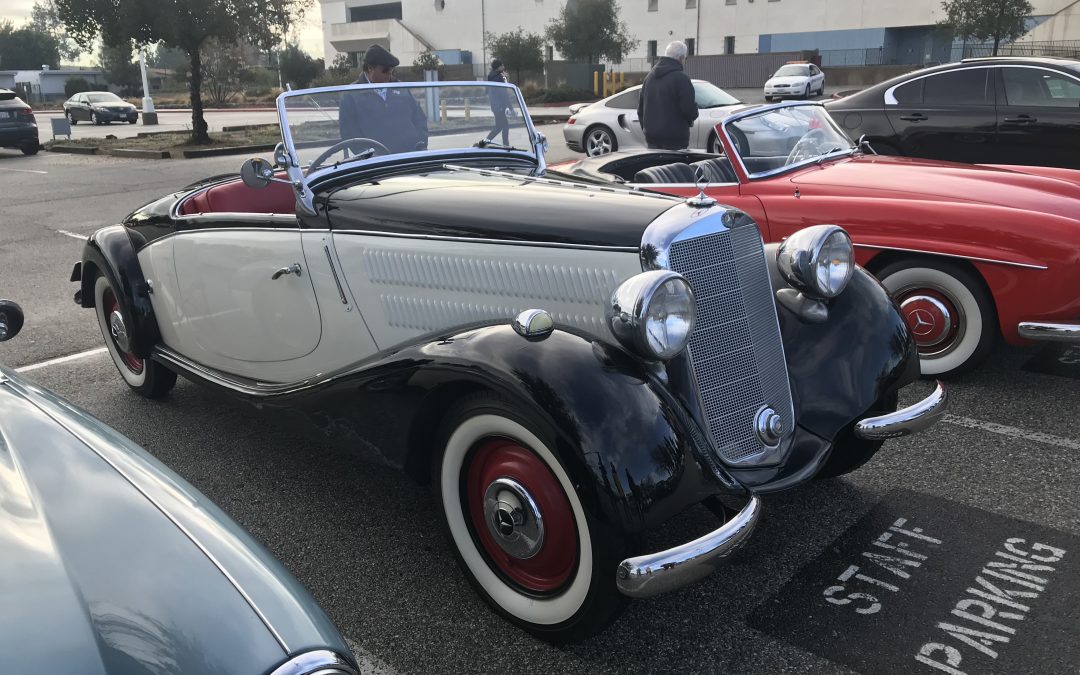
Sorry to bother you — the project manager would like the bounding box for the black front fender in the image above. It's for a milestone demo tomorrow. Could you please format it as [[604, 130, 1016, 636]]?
[[285, 324, 745, 537], [78, 225, 159, 359]]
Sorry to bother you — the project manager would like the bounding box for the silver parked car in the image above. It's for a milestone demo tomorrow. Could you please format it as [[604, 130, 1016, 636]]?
[[0, 300, 358, 675], [563, 79, 744, 156]]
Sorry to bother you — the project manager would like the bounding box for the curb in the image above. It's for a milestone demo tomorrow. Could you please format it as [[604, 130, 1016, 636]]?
[[135, 129, 190, 138], [47, 145, 98, 155], [181, 143, 277, 158], [107, 148, 172, 159]]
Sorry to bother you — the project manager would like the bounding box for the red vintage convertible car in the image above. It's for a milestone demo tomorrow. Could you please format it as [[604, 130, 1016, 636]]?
[[553, 102, 1080, 376]]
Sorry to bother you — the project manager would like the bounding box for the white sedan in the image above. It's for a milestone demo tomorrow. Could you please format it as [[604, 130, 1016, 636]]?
[[562, 80, 744, 156], [764, 63, 825, 101]]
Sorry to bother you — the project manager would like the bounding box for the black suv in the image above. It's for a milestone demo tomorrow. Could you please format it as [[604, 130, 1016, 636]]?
[[0, 89, 40, 156], [826, 57, 1080, 168]]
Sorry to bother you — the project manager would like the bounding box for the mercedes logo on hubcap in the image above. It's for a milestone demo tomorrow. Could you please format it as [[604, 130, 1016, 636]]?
[[908, 309, 936, 337]]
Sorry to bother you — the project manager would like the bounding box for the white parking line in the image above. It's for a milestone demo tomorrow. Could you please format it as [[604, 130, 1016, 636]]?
[[345, 636, 398, 674], [0, 166, 48, 174], [57, 230, 88, 240], [15, 347, 107, 373], [944, 414, 1080, 451]]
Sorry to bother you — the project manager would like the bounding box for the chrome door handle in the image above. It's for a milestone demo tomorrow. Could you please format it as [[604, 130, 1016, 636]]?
[[272, 263, 302, 280]]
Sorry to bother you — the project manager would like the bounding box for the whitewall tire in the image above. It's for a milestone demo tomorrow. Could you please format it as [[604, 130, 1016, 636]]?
[[434, 394, 628, 643], [94, 274, 176, 398], [878, 260, 997, 377]]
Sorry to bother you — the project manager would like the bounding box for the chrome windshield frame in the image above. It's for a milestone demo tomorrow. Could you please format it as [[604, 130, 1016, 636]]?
[[274, 81, 543, 214], [719, 101, 857, 181]]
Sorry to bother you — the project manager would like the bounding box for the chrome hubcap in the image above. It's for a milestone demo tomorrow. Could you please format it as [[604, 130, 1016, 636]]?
[[482, 477, 544, 559], [587, 131, 611, 155], [900, 295, 953, 349], [109, 310, 131, 352]]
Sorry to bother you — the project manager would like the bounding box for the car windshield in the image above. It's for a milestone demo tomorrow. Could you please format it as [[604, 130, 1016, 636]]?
[[694, 82, 741, 108], [774, 65, 811, 77], [86, 92, 124, 103], [279, 81, 537, 179], [724, 105, 854, 178]]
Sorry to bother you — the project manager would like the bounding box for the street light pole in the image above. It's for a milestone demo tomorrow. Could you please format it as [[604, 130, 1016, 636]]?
[[138, 49, 158, 125]]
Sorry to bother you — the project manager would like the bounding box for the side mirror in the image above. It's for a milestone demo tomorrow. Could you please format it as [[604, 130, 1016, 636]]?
[[240, 157, 275, 190], [0, 300, 25, 342]]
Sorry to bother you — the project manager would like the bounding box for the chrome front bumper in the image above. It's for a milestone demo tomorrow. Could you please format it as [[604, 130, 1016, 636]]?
[[1019, 321, 1080, 342], [854, 381, 947, 441], [616, 496, 761, 598]]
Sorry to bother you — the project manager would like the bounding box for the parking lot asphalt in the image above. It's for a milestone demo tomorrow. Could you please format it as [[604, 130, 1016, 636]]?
[[2, 150, 1077, 674]]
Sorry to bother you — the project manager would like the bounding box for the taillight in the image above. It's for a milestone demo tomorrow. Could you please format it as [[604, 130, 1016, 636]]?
[[567, 117, 576, 125], [17, 107, 35, 121]]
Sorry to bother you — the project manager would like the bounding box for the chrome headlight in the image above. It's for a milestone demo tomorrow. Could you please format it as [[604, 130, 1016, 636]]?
[[777, 225, 854, 299], [608, 270, 696, 360]]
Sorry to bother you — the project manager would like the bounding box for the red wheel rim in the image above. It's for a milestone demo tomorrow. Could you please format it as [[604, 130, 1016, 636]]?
[[103, 288, 144, 375], [899, 289, 961, 355], [465, 438, 578, 593]]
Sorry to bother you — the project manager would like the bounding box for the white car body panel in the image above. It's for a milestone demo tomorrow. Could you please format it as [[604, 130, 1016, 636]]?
[[331, 234, 641, 349], [764, 67, 825, 99]]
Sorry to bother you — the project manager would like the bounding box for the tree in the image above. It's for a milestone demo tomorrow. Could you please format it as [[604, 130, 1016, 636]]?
[[485, 28, 544, 84], [412, 49, 441, 73], [940, 0, 1034, 55], [54, 0, 308, 144], [545, 0, 637, 65], [200, 39, 249, 107], [30, 1, 83, 61], [98, 42, 141, 95], [0, 19, 61, 70], [279, 43, 322, 88]]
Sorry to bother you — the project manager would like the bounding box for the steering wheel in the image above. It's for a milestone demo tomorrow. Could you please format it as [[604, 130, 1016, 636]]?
[[785, 128, 830, 165], [308, 137, 391, 173]]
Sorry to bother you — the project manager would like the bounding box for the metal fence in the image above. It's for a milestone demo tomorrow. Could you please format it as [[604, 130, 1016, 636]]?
[[950, 40, 1080, 61], [684, 51, 818, 88]]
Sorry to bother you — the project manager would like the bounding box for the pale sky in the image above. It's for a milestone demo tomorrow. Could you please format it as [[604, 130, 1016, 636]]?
[[0, 0, 325, 65]]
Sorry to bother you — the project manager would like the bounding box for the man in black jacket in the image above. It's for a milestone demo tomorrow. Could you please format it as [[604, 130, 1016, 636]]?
[[637, 41, 698, 150], [484, 58, 511, 146], [339, 44, 428, 154]]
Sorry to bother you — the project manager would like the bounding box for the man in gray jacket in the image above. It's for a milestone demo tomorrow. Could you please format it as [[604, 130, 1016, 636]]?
[[637, 41, 698, 150]]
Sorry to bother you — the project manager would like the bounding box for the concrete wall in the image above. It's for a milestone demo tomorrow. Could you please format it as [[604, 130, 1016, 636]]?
[[318, 0, 1080, 65]]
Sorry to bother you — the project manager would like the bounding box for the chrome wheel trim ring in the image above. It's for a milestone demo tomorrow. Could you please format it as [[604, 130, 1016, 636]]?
[[482, 477, 545, 559]]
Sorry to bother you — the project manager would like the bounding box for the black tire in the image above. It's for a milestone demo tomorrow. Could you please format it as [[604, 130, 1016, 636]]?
[[876, 258, 997, 377], [21, 142, 39, 156], [67, 111, 78, 125], [93, 274, 177, 398], [707, 131, 723, 154], [583, 125, 617, 157], [815, 392, 898, 479], [432, 392, 629, 643], [729, 126, 749, 157], [128, 118, 138, 124], [804, 83, 811, 99]]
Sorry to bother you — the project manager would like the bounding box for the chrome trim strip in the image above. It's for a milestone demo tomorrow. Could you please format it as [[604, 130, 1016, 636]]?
[[323, 244, 349, 305], [1018, 321, 1080, 342], [854, 381, 948, 440], [331, 229, 640, 252], [269, 649, 358, 675], [853, 243, 1048, 270], [153, 346, 337, 397], [617, 496, 760, 598], [0, 372, 293, 653]]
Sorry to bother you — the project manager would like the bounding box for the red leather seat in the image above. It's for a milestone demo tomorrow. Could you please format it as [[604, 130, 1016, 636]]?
[[179, 178, 296, 216]]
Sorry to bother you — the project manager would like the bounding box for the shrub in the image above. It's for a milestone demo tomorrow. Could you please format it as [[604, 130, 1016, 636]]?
[[526, 85, 596, 104], [64, 77, 92, 97]]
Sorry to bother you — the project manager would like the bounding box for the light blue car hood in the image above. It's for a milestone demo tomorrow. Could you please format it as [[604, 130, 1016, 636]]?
[[0, 366, 349, 674]]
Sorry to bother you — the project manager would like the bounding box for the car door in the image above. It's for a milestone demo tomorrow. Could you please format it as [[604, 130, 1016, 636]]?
[[994, 65, 1080, 168], [884, 67, 996, 163], [810, 65, 824, 92], [167, 223, 323, 366]]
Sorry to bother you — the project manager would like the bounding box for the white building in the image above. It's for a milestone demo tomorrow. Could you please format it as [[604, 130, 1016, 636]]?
[[12, 67, 107, 103], [319, 0, 1080, 70]]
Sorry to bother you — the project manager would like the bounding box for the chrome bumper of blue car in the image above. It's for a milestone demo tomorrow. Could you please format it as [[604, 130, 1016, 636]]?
[[854, 381, 947, 441], [616, 496, 761, 598], [1019, 321, 1080, 342]]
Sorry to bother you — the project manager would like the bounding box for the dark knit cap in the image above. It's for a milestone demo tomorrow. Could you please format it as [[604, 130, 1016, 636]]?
[[363, 44, 400, 68], [491, 59, 503, 70]]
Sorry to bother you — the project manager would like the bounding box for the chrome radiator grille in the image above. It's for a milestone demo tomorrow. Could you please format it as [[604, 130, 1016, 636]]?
[[667, 226, 794, 464]]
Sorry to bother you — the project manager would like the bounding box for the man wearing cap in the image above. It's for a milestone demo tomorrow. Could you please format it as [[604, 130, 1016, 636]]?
[[483, 58, 512, 146], [339, 44, 428, 154]]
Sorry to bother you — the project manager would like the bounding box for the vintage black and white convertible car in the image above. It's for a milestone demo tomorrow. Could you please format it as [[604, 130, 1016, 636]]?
[[71, 81, 947, 643]]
